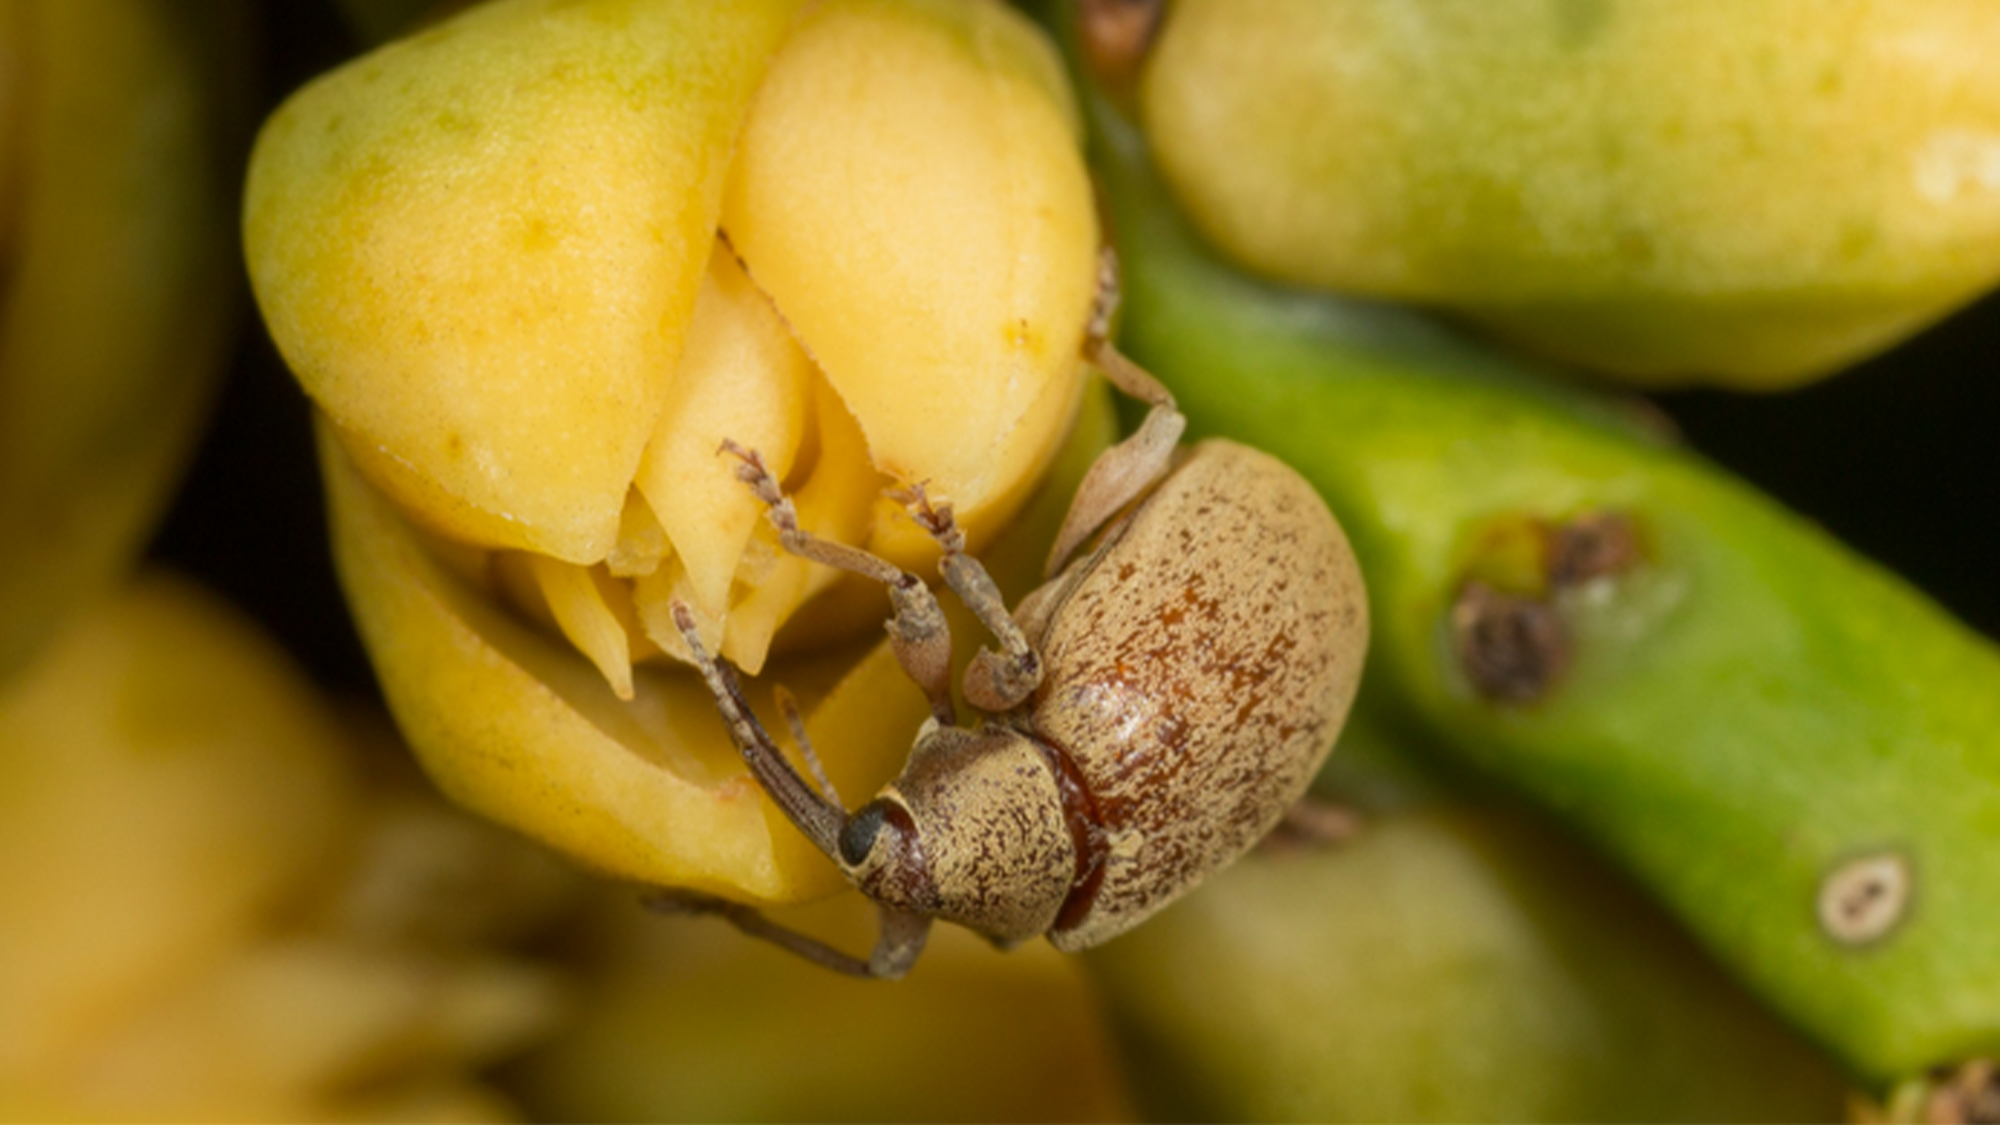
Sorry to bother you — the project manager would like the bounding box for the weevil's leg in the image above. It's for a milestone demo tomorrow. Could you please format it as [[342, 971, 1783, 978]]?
[[894, 483, 1043, 713], [642, 892, 932, 980], [1045, 248, 1189, 577], [1261, 798, 1364, 854], [670, 600, 845, 859], [867, 905, 932, 978], [772, 684, 840, 807], [722, 440, 956, 728]]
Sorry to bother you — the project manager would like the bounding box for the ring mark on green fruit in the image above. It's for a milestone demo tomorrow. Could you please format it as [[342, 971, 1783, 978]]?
[[1818, 851, 1911, 947], [1452, 580, 1571, 703]]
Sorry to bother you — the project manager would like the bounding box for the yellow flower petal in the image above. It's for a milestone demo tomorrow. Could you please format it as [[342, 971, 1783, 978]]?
[[722, 0, 1098, 565], [246, 0, 809, 562]]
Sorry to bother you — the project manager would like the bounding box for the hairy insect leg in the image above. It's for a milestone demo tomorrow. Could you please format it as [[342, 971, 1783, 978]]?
[[670, 600, 845, 858], [773, 684, 841, 807], [1046, 248, 1189, 576], [722, 440, 957, 727], [643, 890, 932, 980], [1261, 797, 1365, 854], [895, 483, 1044, 713]]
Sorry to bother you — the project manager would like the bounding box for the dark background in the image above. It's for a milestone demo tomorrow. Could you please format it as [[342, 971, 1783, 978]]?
[[154, 0, 2000, 702]]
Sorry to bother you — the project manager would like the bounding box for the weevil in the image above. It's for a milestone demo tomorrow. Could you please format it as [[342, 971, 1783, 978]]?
[[653, 252, 1369, 978]]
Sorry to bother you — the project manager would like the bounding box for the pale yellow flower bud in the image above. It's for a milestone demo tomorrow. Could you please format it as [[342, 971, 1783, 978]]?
[[246, 0, 1107, 898]]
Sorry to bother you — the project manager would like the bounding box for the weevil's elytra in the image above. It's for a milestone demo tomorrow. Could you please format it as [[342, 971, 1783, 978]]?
[[1024, 440, 1365, 949], [654, 251, 1370, 978]]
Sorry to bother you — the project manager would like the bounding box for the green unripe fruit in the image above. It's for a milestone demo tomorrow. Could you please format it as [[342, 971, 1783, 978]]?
[[1139, 0, 2000, 386]]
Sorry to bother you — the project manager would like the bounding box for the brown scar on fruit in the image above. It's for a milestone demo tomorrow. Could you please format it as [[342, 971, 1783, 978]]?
[[1452, 581, 1572, 703], [1450, 510, 1646, 703], [1080, 0, 1165, 91], [1547, 512, 1644, 587]]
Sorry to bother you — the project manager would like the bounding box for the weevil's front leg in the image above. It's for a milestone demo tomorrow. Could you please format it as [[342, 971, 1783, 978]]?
[[896, 484, 1043, 713], [1045, 248, 1188, 576], [643, 891, 932, 980], [722, 440, 956, 728]]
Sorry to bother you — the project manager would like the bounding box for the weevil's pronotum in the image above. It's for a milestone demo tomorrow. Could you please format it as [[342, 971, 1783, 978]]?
[[653, 253, 1369, 977]]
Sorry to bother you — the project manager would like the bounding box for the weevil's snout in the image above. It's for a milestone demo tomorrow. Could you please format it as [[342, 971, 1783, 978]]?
[[839, 795, 939, 913]]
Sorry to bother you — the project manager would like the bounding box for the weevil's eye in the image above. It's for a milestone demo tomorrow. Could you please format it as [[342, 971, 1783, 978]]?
[[839, 800, 891, 867]]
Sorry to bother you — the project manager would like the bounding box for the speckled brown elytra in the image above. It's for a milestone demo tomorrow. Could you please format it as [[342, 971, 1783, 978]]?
[[652, 252, 1369, 978]]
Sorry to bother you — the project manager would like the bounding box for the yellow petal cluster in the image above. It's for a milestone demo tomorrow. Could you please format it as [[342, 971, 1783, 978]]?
[[0, 575, 571, 1121], [246, 0, 1105, 899]]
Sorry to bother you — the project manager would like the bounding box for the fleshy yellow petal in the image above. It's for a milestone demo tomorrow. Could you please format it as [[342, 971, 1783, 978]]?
[[634, 243, 811, 622], [246, 0, 809, 562], [529, 553, 636, 702], [722, 0, 1098, 566]]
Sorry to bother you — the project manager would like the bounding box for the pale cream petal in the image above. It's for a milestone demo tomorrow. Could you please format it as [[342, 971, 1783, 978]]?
[[634, 243, 811, 620]]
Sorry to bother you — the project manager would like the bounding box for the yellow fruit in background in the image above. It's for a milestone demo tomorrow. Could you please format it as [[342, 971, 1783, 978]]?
[[0, 0, 246, 680], [0, 573, 572, 1121], [513, 888, 1134, 1123], [1141, 0, 2000, 386]]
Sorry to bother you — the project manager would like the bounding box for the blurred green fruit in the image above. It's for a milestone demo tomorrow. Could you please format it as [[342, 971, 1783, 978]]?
[[1139, 0, 2000, 386]]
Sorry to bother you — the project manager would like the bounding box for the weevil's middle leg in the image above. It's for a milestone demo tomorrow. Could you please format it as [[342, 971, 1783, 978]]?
[[1260, 798, 1364, 855], [894, 483, 1043, 713], [1045, 248, 1188, 576], [643, 890, 931, 980], [722, 440, 956, 728], [772, 684, 840, 807]]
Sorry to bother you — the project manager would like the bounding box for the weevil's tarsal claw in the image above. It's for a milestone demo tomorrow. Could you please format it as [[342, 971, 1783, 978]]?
[[720, 440, 958, 727], [893, 483, 1043, 713], [725, 438, 903, 585], [669, 599, 846, 858]]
